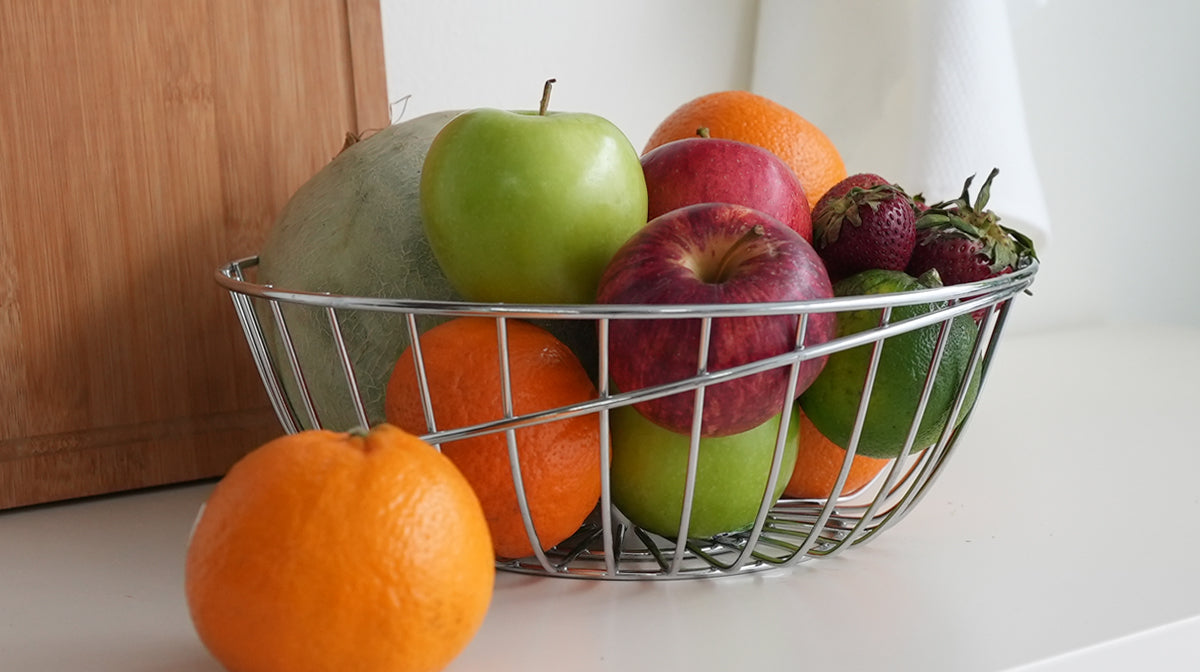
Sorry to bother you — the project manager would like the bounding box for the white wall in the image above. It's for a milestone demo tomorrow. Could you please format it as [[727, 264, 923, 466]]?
[[379, 1, 760, 150], [1007, 0, 1200, 330], [379, 0, 1200, 333]]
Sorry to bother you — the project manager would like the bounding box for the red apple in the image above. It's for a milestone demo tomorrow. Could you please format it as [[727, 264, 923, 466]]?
[[640, 134, 813, 242], [596, 203, 836, 437]]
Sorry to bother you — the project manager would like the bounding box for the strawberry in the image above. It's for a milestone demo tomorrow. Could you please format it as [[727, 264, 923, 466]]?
[[811, 173, 917, 280], [906, 168, 1037, 285], [910, 192, 930, 217]]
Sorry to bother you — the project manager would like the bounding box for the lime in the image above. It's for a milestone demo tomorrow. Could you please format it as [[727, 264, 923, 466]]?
[[799, 269, 978, 459]]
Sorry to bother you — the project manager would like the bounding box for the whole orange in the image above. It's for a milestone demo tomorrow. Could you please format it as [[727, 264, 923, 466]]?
[[385, 317, 601, 560], [185, 424, 493, 672], [644, 90, 847, 209], [784, 410, 891, 499]]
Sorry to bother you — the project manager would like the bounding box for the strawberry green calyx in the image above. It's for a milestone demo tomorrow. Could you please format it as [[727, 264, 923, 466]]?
[[914, 168, 1038, 274], [814, 183, 910, 247], [1000, 224, 1038, 264]]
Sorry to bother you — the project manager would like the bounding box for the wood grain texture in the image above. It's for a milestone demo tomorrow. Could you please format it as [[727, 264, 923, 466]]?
[[0, 0, 388, 508]]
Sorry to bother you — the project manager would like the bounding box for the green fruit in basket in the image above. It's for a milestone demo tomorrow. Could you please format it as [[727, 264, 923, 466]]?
[[256, 110, 464, 432], [799, 269, 979, 459], [420, 79, 648, 304], [610, 405, 799, 540]]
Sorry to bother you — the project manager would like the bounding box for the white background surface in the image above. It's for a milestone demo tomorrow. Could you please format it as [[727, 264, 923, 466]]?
[[379, 0, 1200, 334]]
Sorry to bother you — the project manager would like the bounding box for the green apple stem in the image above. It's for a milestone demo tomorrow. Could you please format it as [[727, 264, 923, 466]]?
[[712, 224, 765, 283], [539, 78, 557, 116]]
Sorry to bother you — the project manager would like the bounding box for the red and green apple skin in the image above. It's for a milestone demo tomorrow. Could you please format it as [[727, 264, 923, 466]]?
[[596, 202, 835, 437], [420, 107, 648, 305]]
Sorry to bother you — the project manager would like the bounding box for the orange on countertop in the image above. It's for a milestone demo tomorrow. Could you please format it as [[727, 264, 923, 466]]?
[[185, 424, 494, 672]]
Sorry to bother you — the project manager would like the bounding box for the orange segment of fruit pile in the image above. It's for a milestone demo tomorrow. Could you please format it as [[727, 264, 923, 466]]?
[[385, 317, 602, 560], [785, 410, 891, 499], [644, 90, 847, 209], [185, 425, 494, 672]]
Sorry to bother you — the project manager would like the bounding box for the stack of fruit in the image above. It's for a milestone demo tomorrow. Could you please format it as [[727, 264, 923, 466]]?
[[246, 79, 1039, 551], [188, 81, 1037, 672]]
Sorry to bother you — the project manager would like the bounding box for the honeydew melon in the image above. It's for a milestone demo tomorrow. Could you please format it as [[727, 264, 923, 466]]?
[[256, 110, 463, 431]]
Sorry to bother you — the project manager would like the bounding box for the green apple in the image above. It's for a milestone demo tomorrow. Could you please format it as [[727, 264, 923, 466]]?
[[420, 80, 648, 304], [610, 404, 800, 540]]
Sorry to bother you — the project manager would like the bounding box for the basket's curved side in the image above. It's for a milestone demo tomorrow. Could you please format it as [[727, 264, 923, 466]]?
[[216, 257, 1038, 580]]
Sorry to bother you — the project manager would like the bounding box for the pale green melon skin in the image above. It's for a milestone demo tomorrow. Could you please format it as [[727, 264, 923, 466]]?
[[256, 110, 464, 431]]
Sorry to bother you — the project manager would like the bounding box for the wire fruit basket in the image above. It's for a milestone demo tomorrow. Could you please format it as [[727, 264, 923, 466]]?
[[216, 256, 1037, 580]]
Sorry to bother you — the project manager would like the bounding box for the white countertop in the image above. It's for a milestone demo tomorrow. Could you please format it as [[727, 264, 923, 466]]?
[[3, 323, 1199, 671]]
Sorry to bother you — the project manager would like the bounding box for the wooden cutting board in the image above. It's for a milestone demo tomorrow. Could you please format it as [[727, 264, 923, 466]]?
[[0, 0, 389, 508]]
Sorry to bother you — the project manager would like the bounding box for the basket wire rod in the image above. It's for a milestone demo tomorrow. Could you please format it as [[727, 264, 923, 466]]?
[[408, 294, 1008, 449], [221, 260, 303, 433], [765, 512, 855, 535], [908, 309, 996, 484], [824, 314, 958, 558], [612, 519, 626, 573], [727, 312, 811, 572], [268, 300, 320, 432], [796, 468, 916, 556], [323, 307, 370, 430], [217, 255, 1038, 320], [794, 291, 1023, 557], [764, 289, 1000, 365], [836, 348, 975, 553], [669, 315, 715, 575], [780, 448, 929, 518], [973, 295, 1014, 388], [907, 303, 1004, 495], [767, 510, 857, 532], [417, 340, 816, 446], [228, 291, 301, 435], [855, 314, 958, 542], [495, 317, 555, 573], [780, 323, 904, 563], [846, 404, 972, 550], [549, 527, 607, 569], [848, 298, 1010, 551], [859, 301, 1011, 546], [689, 538, 766, 570], [788, 305, 894, 563], [403, 313, 440, 442], [595, 317, 617, 576], [634, 527, 675, 574]]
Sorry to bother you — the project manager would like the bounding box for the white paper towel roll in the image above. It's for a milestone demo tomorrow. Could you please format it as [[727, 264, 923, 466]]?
[[753, 0, 1051, 251]]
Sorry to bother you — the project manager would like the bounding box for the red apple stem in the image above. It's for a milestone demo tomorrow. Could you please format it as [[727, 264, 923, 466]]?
[[539, 78, 557, 115], [713, 224, 765, 283], [696, 127, 711, 138]]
